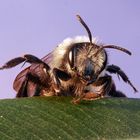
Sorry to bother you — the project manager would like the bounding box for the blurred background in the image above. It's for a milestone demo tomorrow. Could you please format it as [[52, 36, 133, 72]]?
[[0, 0, 139, 99]]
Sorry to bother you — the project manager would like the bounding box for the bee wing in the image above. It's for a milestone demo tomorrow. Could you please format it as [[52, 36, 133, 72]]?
[[13, 67, 30, 92], [13, 52, 53, 93]]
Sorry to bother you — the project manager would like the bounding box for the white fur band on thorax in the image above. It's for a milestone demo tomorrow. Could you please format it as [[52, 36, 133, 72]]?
[[50, 36, 98, 68]]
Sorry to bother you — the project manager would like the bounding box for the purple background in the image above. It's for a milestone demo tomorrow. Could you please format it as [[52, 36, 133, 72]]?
[[0, 0, 139, 99]]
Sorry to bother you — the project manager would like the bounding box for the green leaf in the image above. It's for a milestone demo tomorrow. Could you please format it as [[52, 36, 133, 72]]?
[[0, 97, 140, 140]]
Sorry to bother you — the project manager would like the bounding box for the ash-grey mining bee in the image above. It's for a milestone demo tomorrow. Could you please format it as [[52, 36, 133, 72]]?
[[0, 15, 137, 103]]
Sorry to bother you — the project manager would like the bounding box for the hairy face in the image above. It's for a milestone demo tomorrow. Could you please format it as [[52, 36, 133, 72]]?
[[68, 43, 107, 84]]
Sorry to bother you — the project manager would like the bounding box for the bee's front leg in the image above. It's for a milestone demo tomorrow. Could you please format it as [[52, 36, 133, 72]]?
[[71, 82, 87, 104], [82, 92, 102, 100], [82, 75, 112, 101]]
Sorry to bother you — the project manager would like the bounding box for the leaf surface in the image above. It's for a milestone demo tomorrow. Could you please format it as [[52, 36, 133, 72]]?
[[0, 97, 140, 140]]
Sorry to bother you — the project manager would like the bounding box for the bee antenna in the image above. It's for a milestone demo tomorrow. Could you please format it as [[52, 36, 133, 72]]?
[[95, 45, 132, 56], [76, 15, 92, 44]]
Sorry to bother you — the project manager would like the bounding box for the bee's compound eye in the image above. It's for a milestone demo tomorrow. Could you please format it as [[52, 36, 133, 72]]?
[[68, 48, 76, 70], [69, 50, 72, 63]]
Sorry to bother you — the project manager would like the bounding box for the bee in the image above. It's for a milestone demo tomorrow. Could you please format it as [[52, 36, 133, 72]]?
[[0, 15, 137, 103]]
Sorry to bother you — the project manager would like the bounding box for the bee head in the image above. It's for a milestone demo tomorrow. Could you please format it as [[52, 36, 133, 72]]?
[[67, 15, 132, 84], [68, 42, 107, 84]]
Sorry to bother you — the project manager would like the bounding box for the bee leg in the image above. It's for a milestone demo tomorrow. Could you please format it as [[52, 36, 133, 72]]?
[[94, 75, 126, 98], [82, 75, 113, 101], [82, 92, 101, 100], [0, 54, 50, 70], [72, 92, 99, 104], [71, 83, 87, 104], [106, 64, 138, 92], [108, 81, 126, 97], [0, 57, 26, 70], [23, 54, 50, 70], [52, 68, 71, 94]]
